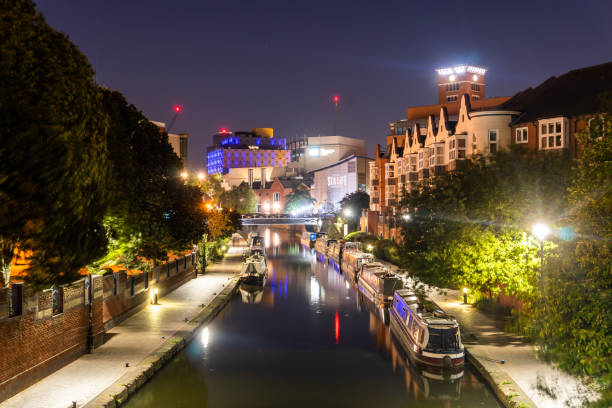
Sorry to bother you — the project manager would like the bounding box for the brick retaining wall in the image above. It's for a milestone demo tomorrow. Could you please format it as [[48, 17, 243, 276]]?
[[0, 253, 197, 403]]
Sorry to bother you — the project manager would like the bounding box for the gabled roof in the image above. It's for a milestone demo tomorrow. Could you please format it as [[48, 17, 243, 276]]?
[[251, 181, 273, 190], [502, 62, 612, 124]]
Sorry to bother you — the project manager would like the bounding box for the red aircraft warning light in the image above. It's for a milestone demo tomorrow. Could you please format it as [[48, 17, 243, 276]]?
[[173, 105, 183, 113], [220, 128, 228, 134], [333, 95, 340, 104]]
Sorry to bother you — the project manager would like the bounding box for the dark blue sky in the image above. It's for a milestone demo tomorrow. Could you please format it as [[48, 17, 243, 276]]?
[[38, 0, 612, 169]]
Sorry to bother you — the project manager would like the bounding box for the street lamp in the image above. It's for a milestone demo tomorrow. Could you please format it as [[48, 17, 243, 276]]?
[[180, 171, 188, 180], [402, 214, 411, 221], [532, 222, 551, 284], [343, 208, 353, 217]]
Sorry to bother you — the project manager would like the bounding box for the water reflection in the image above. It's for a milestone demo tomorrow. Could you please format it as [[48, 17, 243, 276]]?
[[124, 229, 501, 408]]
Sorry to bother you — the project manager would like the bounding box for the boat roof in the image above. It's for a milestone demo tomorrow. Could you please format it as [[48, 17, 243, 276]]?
[[394, 289, 458, 326]]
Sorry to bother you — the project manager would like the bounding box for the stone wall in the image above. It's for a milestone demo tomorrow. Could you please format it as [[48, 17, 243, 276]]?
[[0, 252, 197, 403]]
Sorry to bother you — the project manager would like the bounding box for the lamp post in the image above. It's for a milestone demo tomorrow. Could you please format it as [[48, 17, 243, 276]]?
[[532, 222, 551, 278], [197, 172, 205, 186]]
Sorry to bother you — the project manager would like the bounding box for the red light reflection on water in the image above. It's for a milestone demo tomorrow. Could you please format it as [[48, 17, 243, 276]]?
[[334, 310, 340, 344]]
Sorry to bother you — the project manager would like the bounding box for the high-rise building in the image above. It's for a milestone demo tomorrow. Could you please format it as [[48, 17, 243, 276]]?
[[206, 128, 291, 187]]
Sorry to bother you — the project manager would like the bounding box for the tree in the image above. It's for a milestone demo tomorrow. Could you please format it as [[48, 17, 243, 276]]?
[[528, 109, 612, 405], [201, 175, 224, 204], [165, 178, 207, 252], [99, 89, 182, 268], [283, 184, 314, 214], [0, 0, 110, 287], [219, 182, 257, 214], [338, 190, 370, 231], [399, 149, 572, 297]]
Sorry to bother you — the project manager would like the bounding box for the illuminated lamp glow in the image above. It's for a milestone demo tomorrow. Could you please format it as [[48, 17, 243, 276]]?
[[220, 128, 228, 134], [173, 105, 183, 113], [333, 95, 340, 103], [467, 66, 487, 75], [437, 68, 453, 75], [453, 65, 466, 73], [449, 74, 456, 82], [532, 223, 551, 241], [472, 74, 479, 81]]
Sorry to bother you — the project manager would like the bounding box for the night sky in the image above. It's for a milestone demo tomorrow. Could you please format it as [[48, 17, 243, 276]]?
[[37, 0, 612, 169]]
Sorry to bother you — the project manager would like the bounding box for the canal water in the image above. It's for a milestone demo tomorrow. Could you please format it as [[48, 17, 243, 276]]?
[[124, 229, 501, 408]]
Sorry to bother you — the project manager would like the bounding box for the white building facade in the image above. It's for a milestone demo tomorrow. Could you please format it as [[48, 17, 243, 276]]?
[[311, 155, 372, 213]]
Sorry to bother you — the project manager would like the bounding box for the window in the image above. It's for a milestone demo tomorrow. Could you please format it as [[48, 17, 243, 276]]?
[[347, 160, 356, 173], [539, 119, 564, 149], [418, 151, 424, 169], [273, 192, 280, 202], [409, 156, 417, 172], [9, 283, 22, 317], [429, 147, 435, 167], [489, 130, 498, 154], [458, 139, 466, 158], [52, 286, 63, 315], [472, 94, 480, 101], [516, 127, 528, 144], [248, 169, 254, 185], [470, 83, 481, 92], [446, 95, 458, 103], [445, 83, 459, 92]]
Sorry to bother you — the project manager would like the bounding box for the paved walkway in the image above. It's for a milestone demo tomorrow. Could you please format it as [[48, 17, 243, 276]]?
[[429, 288, 596, 408], [1, 243, 244, 408]]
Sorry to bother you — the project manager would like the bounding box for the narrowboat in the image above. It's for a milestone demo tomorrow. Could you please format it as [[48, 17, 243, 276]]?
[[341, 250, 374, 282], [314, 236, 336, 257], [248, 233, 265, 257], [358, 262, 403, 305], [239, 254, 267, 286], [300, 231, 324, 248], [390, 288, 464, 368], [328, 241, 359, 266]]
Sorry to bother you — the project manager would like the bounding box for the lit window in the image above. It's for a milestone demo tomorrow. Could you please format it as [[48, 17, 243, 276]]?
[[273, 192, 280, 202], [446, 95, 458, 103]]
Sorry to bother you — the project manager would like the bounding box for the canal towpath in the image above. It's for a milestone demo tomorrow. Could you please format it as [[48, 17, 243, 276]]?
[[429, 289, 594, 408], [0, 242, 245, 408]]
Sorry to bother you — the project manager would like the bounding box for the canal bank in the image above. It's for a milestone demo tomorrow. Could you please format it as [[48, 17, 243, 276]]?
[[0, 245, 244, 408]]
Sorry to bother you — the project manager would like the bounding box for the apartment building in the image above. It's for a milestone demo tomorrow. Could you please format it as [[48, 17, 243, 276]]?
[[363, 62, 612, 240]]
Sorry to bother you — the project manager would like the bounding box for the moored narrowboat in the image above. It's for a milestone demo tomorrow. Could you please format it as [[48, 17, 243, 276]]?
[[390, 289, 464, 368], [300, 231, 322, 248], [314, 236, 336, 257], [341, 250, 374, 282], [358, 262, 403, 305]]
